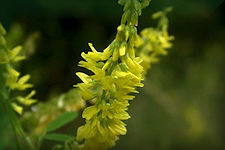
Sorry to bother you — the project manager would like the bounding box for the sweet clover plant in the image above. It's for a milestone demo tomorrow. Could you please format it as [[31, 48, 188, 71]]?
[[0, 0, 173, 149]]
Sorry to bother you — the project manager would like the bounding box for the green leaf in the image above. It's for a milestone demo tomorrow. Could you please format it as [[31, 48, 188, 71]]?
[[46, 111, 78, 133], [44, 133, 74, 142]]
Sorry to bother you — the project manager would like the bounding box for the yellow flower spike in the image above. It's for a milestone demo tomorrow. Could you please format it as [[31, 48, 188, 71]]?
[[1, 23, 37, 115], [135, 8, 173, 76], [11, 103, 23, 115], [74, 1, 173, 150]]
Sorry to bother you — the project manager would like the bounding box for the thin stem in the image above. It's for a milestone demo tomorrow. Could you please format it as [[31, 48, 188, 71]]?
[[1, 93, 21, 150], [10, 118, 21, 150], [3, 93, 36, 150], [37, 132, 46, 150], [18, 124, 36, 150]]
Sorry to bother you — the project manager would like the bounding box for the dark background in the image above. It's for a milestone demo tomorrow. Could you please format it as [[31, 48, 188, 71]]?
[[0, 0, 225, 149]]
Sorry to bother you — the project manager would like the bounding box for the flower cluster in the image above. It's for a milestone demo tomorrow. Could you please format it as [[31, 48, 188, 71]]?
[[74, 1, 173, 150], [76, 26, 144, 150], [135, 7, 174, 75], [75, 1, 150, 149], [0, 23, 36, 115]]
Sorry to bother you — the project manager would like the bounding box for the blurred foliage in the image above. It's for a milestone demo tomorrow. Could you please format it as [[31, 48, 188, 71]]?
[[21, 88, 85, 142], [0, 0, 225, 150], [117, 40, 225, 150]]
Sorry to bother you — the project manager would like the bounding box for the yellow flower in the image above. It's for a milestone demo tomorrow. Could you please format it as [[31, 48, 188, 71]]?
[[17, 90, 37, 106], [11, 102, 23, 115], [8, 46, 25, 62], [6, 66, 33, 91]]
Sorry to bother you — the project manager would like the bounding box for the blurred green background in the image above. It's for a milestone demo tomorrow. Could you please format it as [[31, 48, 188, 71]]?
[[0, 0, 225, 150]]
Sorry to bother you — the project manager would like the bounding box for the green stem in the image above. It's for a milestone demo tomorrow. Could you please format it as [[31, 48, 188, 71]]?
[[0, 93, 21, 150], [37, 131, 46, 150], [10, 117, 21, 150], [18, 124, 36, 150], [2, 92, 36, 150]]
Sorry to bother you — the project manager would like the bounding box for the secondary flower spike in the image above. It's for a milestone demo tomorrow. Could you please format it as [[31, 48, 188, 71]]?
[[0, 23, 37, 115]]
